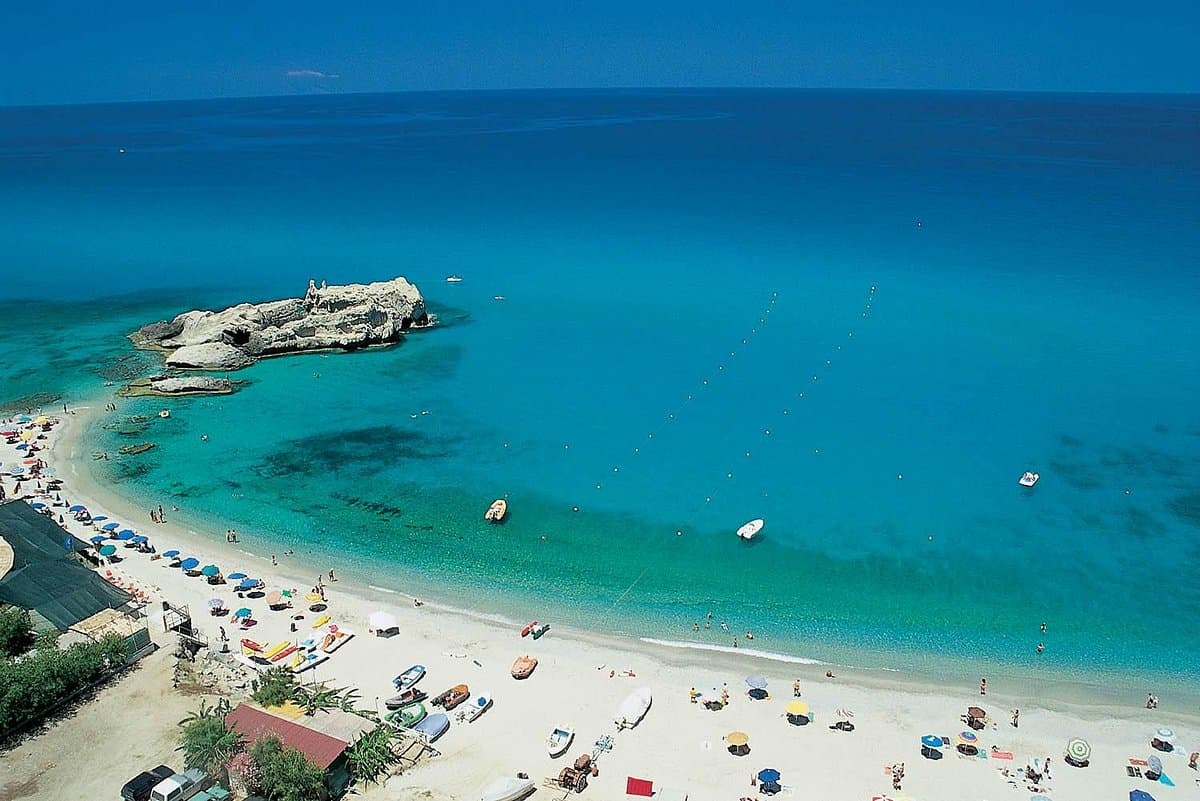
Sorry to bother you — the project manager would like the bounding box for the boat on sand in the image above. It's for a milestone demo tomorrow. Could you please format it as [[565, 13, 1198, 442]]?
[[412, 712, 450, 742], [432, 683, 470, 710], [511, 655, 538, 679], [384, 688, 427, 709], [393, 664, 426, 690], [480, 776, 535, 801], [485, 498, 507, 522], [737, 518, 764, 540], [384, 701, 427, 729], [615, 687, 653, 729], [520, 620, 538, 637], [547, 725, 575, 758], [461, 692, 493, 722]]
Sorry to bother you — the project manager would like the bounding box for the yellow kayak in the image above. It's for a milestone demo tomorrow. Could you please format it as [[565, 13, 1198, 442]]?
[[288, 650, 305, 669], [311, 615, 331, 629], [263, 641, 289, 659]]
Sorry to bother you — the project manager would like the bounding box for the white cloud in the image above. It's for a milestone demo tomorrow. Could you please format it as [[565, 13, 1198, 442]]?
[[286, 70, 340, 79]]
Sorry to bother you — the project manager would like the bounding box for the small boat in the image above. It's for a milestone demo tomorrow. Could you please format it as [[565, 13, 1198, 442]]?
[[1019, 471, 1040, 487], [311, 615, 331, 629], [485, 499, 507, 522], [493, 295, 506, 302], [240, 639, 263, 652], [511, 655, 538, 679], [433, 683, 470, 710], [737, 518, 764, 540], [292, 653, 328, 674], [615, 686, 653, 730], [384, 688, 428, 709], [520, 620, 538, 637], [547, 725, 575, 758], [320, 627, 354, 653], [531, 624, 550, 640], [462, 692, 493, 722], [270, 644, 299, 663], [158, 410, 170, 418], [412, 711, 450, 742], [385, 701, 427, 729], [480, 776, 535, 801], [263, 641, 290, 660], [394, 664, 427, 690], [445, 275, 464, 283]]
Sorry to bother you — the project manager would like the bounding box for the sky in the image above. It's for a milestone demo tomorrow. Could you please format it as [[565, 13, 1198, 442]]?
[[2, 1, 1197, 106]]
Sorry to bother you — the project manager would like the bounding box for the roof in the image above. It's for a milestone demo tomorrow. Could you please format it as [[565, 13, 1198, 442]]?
[[226, 704, 349, 771], [0, 501, 132, 630]]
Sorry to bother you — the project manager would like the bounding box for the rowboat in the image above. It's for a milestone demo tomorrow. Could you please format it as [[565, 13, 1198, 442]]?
[[737, 518, 764, 540], [394, 664, 426, 690], [615, 686, 653, 729], [480, 776, 535, 801], [485, 498, 507, 522], [412, 712, 450, 742], [385, 701, 427, 729], [462, 692, 493, 722], [547, 725, 575, 758], [520, 620, 538, 637], [385, 688, 428, 709], [1018, 471, 1040, 487], [433, 683, 470, 710], [511, 655, 538, 680]]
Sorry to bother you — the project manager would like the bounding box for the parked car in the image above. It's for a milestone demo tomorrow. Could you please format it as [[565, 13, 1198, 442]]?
[[121, 766, 175, 801], [150, 768, 211, 801]]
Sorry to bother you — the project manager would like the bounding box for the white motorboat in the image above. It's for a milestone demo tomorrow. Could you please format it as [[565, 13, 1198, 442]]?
[[547, 725, 574, 757], [614, 686, 653, 730], [446, 275, 464, 283], [480, 776, 535, 801], [462, 692, 493, 722], [1018, 471, 1040, 488], [737, 518, 764, 540]]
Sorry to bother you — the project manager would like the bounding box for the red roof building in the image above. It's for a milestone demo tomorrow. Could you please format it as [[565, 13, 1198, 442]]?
[[226, 703, 349, 770]]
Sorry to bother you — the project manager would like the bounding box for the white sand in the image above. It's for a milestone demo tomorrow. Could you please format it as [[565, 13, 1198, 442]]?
[[3, 406, 1198, 801]]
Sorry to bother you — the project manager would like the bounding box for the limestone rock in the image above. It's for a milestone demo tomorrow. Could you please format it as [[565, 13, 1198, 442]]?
[[131, 276, 433, 370], [147, 376, 235, 395]]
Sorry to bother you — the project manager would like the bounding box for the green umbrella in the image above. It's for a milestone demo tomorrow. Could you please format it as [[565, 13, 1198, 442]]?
[[98, 544, 117, 556], [200, 564, 220, 577], [1067, 737, 1091, 762]]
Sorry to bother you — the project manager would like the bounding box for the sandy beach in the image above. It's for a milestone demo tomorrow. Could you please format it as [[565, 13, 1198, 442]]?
[[3, 404, 1198, 801]]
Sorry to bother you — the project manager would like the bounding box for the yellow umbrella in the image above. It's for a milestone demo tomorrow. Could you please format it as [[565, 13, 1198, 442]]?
[[786, 700, 810, 716], [34, 416, 48, 426], [20, 430, 34, 441], [725, 731, 749, 746]]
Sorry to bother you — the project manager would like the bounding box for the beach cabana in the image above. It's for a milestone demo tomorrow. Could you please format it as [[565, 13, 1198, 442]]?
[[725, 731, 750, 756], [757, 768, 781, 796], [956, 730, 979, 755], [369, 610, 399, 637], [1065, 737, 1091, 767], [920, 734, 943, 760], [785, 699, 811, 725]]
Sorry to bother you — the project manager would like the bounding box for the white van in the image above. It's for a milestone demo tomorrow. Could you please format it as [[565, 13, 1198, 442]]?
[[150, 768, 209, 801]]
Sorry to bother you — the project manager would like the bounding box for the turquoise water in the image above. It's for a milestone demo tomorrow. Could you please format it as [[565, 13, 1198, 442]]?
[[1, 90, 1197, 690]]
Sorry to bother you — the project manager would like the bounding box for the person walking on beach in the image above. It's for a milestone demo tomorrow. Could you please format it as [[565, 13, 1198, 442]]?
[[793, 679, 802, 697], [271, 554, 277, 566], [1011, 709, 1019, 728], [980, 678, 987, 695]]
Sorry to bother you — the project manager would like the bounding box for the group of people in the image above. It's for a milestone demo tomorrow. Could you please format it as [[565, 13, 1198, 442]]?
[[889, 761, 905, 791]]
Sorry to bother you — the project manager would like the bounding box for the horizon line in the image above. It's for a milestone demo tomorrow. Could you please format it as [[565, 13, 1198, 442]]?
[[3, 84, 1197, 111]]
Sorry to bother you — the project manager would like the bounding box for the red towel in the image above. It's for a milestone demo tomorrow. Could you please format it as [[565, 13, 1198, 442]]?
[[626, 777, 654, 796]]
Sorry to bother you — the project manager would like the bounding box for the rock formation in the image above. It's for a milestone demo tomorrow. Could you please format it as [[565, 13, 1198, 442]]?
[[132, 276, 433, 371], [120, 376, 237, 397]]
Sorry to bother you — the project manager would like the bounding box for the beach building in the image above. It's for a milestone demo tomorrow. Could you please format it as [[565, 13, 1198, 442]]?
[[0, 499, 142, 635], [225, 702, 375, 798]]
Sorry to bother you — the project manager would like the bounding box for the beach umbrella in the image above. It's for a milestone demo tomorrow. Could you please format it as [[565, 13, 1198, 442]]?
[[34, 415, 48, 426], [227, 572, 246, 580], [101, 522, 120, 531], [30, 502, 46, 509], [921, 734, 943, 749], [9, 466, 24, 474], [233, 607, 252, 618], [745, 675, 768, 690], [162, 549, 180, 558], [757, 768, 780, 783], [69, 504, 87, 512], [1147, 755, 1163, 774], [1154, 727, 1175, 743], [115, 530, 136, 540], [90, 535, 107, 544], [16, 415, 31, 423], [98, 545, 117, 556], [967, 705, 986, 718], [92, 515, 108, 522], [179, 557, 200, 571], [725, 731, 749, 746], [131, 535, 148, 544], [1130, 791, 1157, 801], [957, 731, 979, 747], [305, 592, 322, 603], [785, 700, 810, 717], [208, 598, 225, 609], [265, 590, 283, 606], [1066, 737, 1091, 763], [238, 578, 260, 589], [201, 565, 220, 577]]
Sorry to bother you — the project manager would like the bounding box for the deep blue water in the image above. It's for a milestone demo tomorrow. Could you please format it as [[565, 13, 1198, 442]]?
[[1, 89, 1198, 690]]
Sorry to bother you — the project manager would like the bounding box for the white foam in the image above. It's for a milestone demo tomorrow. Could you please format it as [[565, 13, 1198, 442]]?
[[368, 585, 397, 594], [639, 637, 825, 665]]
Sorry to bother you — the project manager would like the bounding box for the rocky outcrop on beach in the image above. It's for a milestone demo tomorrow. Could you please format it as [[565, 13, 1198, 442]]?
[[120, 376, 237, 397], [132, 277, 433, 370]]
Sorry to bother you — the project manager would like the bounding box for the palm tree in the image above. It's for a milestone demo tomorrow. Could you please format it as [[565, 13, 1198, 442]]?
[[337, 687, 361, 713], [345, 726, 397, 785], [292, 684, 345, 716], [177, 700, 241, 781]]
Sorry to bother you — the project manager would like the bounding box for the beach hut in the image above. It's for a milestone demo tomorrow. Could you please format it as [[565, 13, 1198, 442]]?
[[1065, 737, 1091, 767], [785, 699, 811, 725], [369, 610, 399, 637], [725, 731, 750, 756], [920, 734, 944, 760], [956, 730, 979, 755]]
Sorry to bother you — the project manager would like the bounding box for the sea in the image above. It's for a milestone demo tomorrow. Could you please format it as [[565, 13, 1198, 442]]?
[[1, 89, 1197, 694]]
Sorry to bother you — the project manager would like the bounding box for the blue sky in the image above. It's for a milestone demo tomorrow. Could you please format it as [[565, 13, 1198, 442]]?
[[3, 1, 1197, 105]]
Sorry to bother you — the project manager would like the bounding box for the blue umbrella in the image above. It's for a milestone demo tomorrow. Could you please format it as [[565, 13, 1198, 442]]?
[[757, 768, 780, 783], [238, 578, 260, 589], [90, 535, 108, 544], [234, 607, 252, 618], [227, 572, 247, 580], [179, 557, 200, 571], [15, 444, 28, 451], [1131, 792, 1157, 801], [115, 530, 136, 540], [9, 466, 24, 474], [69, 504, 87, 512], [131, 535, 148, 544], [201, 565, 220, 577], [30, 502, 46, 509], [92, 515, 108, 521], [101, 522, 120, 531], [745, 676, 768, 690], [921, 734, 943, 749], [163, 549, 181, 558], [16, 415, 31, 422]]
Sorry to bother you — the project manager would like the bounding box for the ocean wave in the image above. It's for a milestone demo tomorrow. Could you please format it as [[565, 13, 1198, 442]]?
[[639, 637, 825, 665]]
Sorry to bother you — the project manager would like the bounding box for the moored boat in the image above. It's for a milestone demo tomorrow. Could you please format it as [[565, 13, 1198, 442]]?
[[511, 655, 538, 679], [394, 664, 426, 690], [547, 725, 575, 758], [1019, 471, 1040, 487], [480, 776, 535, 801], [485, 498, 507, 522], [737, 518, 764, 540], [445, 275, 464, 283]]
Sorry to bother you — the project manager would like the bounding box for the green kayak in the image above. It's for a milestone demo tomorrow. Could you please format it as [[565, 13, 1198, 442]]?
[[385, 701, 427, 729]]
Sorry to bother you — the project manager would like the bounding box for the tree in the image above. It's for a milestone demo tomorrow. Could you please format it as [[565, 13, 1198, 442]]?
[[250, 667, 296, 707], [291, 684, 348, 717], [345, 725, 397, 785], [0, 605, 32, 657], [251, 735, 327, 801], [177, 699, 241, 780]]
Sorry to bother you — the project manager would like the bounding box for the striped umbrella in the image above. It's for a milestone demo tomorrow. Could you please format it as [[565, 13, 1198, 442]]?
[[1067, 737, 1091, 762], [1154, 727, 1175, 742], [957, 731, 979, 747]]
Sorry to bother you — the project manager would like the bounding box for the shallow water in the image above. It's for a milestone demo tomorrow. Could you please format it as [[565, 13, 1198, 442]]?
[[1, 89, 1197, 690]]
